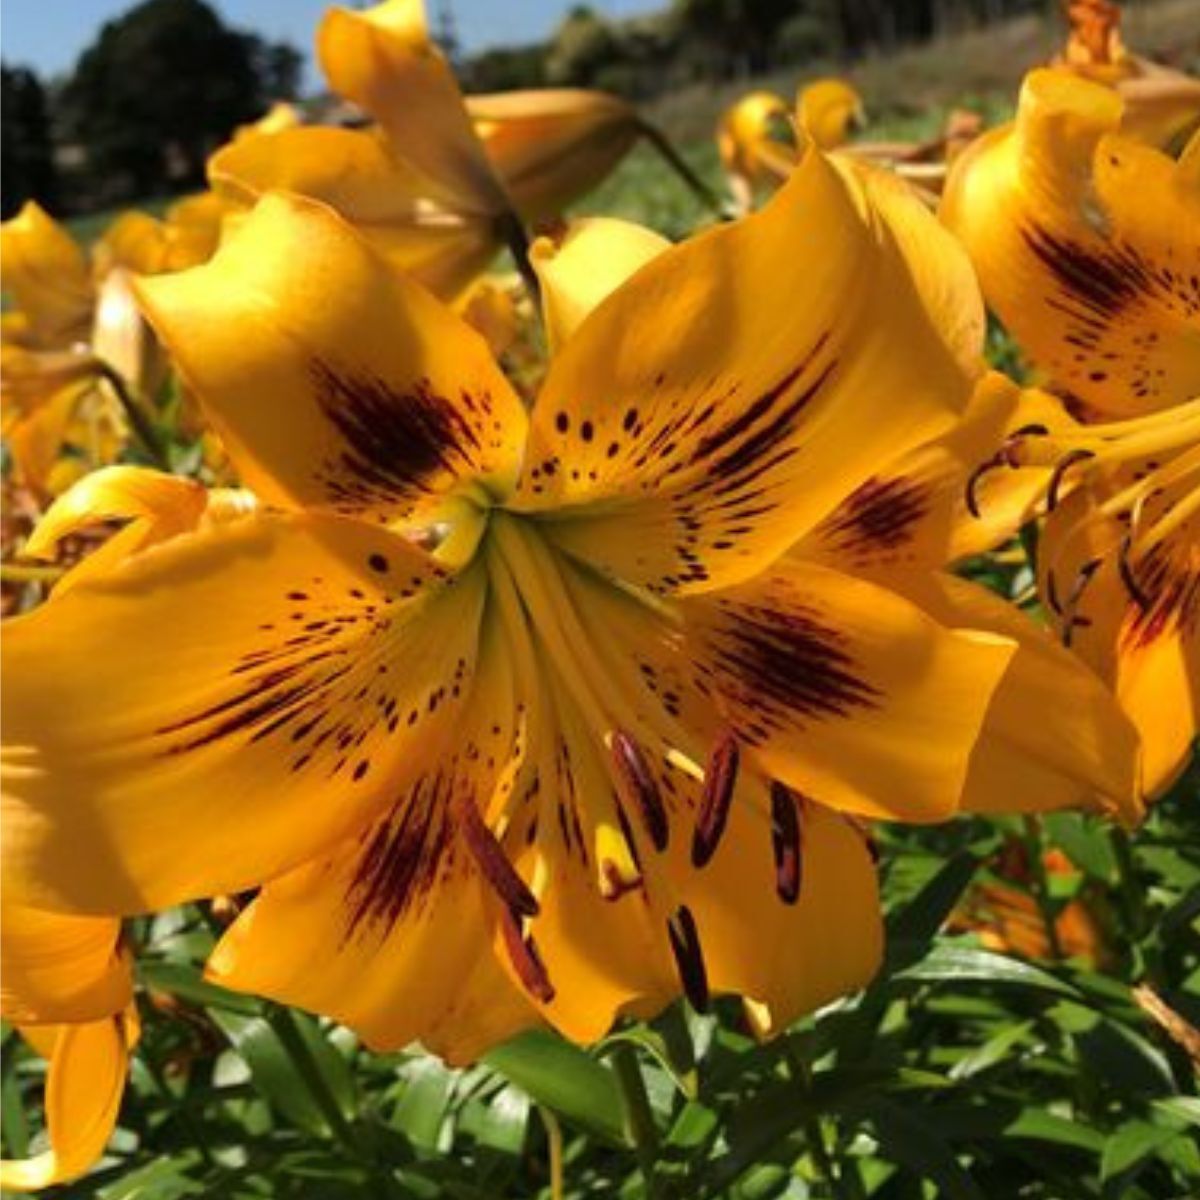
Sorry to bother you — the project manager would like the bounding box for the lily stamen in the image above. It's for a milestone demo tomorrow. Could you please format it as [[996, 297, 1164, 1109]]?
[[769, 782, 804, 905], [460, 795, 540, 918], [499, 905, 555, 1005], [665, 904, 710, 1013], [610, 730, 670, 853], [691, 731, 740, 868], [1060, 558, 1103, 647]]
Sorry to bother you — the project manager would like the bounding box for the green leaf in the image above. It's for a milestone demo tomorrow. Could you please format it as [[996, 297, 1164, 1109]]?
[[484, 1029, 628, 1146], [1044, 814, 1118, 882], [896, 943, 1080, 997], [858, 1098, 986, 1200], [1101, 1120, 1180, 1183], [885, 851, 981, 970], [393, 1056, 455, 1149], [459, 1083, 529, 1155], [948, 1019, 1036, 1080], [138, 959, 263, 1015], [599, 1023, 698, 1099], [210, 1009, 342, 1137], [1153, 1096, 1200, 1129]]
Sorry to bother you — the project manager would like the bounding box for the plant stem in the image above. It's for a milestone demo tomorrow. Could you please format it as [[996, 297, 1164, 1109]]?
[[538, 1106, 565, 1200], [638, 120, 729, 219], [96, 361, 170, 470], [611, 1042, 661, 1198], [496, 209, 542, 311]]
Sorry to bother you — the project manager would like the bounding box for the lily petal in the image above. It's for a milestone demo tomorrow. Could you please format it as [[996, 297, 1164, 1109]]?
[[0, 1010, 137, 1194], [531, 217, 671, 352], [0, 202, 94, 348], [513, 144, 976, 594], [800, 374, 1075, 571], [208, 126, 498, 301], [470, 88, 641, 222], [209, 622, 538, 1060], [318, 0, 508, 216], [888, 570, 1142, 822], [798, 78, 864, 150], [0, 907, 129, 1026], [562, 553, 1013, 825], [135, 192, 527, 523], [2, 510, 486, 913]]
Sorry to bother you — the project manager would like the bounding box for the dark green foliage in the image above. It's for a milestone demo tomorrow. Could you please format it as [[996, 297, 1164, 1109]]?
[[59, 0, 300, 205], [1, 64, 59, 217]]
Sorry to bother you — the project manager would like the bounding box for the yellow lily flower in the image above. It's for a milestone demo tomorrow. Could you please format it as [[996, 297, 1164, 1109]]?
[[0, 199, 186, 493], [797, 78, 865, 151], [942, 68, 1200, 420], [717, 81, 973, 213], [0, 906, 138, 1193], [209, 0, 642, 302], [94, 195, 229, 277], [944, 68, 1199, 798], [716, 91, 795, 212], [0, 201, 95, 349], [1055, 0, 1200, 149], [467, 88, 642, 225], [538, 200, 1141, 826], [2, 144, 1133, 1056]]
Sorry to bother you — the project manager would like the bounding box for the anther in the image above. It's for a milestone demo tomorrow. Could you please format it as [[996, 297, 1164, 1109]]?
[[964, 425, 1049, 519], [692, 732, 740, 868], [666, 905, 709, 1013], [499, 906, 555, 1004], [770, 782, 803, 904], [965, 452, 1005, 519], [1061, 557, 1102, 647], [611, 730, 669, 852], [1047, 448, 1096, 511], [1117, 533, 1151, 610], [461, 798, 539, 918]]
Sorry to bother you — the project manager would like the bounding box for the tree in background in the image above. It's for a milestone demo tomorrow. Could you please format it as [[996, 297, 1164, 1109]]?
[[61, 0, 301, 204], [1, 64, 59, 217]]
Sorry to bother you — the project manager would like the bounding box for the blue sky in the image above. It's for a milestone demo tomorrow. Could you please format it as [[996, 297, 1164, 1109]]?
[[2, 1, 655, 85]]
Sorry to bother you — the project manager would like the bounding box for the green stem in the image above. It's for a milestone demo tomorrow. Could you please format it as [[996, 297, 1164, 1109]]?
[[638, 120, 729, 220], [611, 1043, 661, 1198], [96, 361, 170, 470], [496, 209, 542, 312], [538, 1106, 565, 1200]]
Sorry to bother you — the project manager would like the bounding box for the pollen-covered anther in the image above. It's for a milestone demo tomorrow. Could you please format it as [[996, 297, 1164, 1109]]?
[[691, 731, 740, 868], [769, 781, 804, 904], [666, 904, 710, 1013], [499, 905, 555, 1004], [610, 729, 669, 852], [460, 796, 539, 918]]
